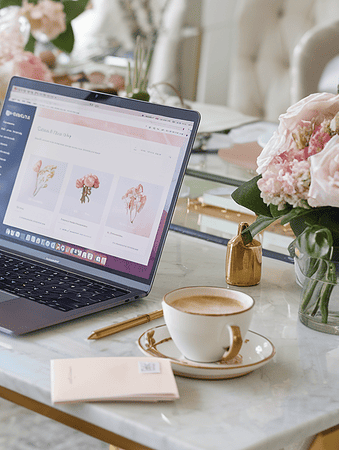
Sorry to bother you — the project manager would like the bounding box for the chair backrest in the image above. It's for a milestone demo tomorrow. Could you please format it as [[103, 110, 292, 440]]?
[[227, 0, 339, 121]]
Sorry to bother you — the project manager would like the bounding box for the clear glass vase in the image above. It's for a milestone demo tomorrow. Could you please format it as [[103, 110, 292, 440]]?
[[296, 253, 339, 334]]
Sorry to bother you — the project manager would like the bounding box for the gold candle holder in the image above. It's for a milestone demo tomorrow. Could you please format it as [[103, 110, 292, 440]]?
[[226, 222, 262, 286]]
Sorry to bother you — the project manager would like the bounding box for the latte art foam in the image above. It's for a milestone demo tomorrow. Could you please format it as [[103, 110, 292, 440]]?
[[169, 295, 246, 315]]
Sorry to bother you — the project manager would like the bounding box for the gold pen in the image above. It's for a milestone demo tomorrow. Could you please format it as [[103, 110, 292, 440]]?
[[87, 309, 163, 340]]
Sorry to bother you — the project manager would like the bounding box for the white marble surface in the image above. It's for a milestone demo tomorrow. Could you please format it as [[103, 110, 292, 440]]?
[[1, 231, 339, 450]]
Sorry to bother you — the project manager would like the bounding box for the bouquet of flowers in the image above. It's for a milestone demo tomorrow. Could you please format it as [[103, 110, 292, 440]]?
[[33, 159, 57, 196], [232, 93, 339, 325], [122, 184, 147, 223], [0, 0, 90, 54], [0, 0, 89, 94], [76, 173, 100, 203]]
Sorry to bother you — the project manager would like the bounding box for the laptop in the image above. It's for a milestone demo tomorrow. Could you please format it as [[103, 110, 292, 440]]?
[[0, 76, 200, 335]]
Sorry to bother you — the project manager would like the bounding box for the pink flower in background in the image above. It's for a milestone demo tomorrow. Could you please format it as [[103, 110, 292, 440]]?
[[12, 51, 53, 82], [20, 0, 66, 41], [76, 174, 100, 203], [122, 184, 147, 223]]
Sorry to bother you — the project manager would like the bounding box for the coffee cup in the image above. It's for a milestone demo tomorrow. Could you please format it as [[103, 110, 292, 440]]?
[[162, 286, 254, 363]]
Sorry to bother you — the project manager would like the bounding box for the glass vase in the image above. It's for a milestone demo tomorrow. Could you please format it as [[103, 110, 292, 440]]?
[[295, 253, 339, 334]]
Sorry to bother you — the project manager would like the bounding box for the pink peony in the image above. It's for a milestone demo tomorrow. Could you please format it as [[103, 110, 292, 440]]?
[[20, 0, 66, 41], [308, 135, 339, 208], [257, 93, 339, 175], [12, 51, 53, 82]]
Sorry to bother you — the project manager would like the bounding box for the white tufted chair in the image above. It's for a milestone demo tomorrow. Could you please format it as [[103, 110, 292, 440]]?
[[227, 0, 339, 122]]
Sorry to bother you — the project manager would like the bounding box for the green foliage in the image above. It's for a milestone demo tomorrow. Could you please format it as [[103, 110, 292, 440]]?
[[0, 0, 23, 7], [295, 225, 333, 259], [51, 23, 74, 54], [231, 175, 271, 217]]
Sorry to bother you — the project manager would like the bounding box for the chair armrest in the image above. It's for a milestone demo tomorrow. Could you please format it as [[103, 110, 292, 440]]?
[[291, 20, 339, 103]]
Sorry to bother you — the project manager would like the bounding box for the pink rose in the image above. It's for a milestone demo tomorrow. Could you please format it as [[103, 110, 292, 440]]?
[[257, 93, 339, 174], [83, 174, 100, 188], [92, 176, 100, 189], [76, 178, 84, 189], [20, 0, 66, 41], [12, 51, 53, 82], [308, 135, 339, 208], [33, 160, 42, 173]]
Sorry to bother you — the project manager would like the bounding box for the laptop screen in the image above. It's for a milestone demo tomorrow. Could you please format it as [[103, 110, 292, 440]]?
[[0, 77, 200, 288]]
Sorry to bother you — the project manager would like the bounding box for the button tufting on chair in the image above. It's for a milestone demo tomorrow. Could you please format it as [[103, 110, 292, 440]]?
[[227, 0, 339, 121]]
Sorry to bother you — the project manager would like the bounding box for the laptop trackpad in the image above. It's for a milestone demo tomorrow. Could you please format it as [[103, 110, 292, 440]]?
[[0, 290, 17, 302]]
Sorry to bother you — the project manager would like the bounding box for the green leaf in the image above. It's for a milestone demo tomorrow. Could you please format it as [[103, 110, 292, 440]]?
[[24, 33, 36, 53], [269, 203, 292, 218], [0, 0, 22, 8], [280, 207, 315, 226], [51, 24, 74, 54], [241, 215, 278, 245], [62, 0, 90, 22], [231, 175, 272, 217], [296, 225, 333, 259]]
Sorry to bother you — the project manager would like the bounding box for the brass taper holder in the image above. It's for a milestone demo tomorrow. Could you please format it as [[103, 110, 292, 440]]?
[[226, 222, 262, 286]]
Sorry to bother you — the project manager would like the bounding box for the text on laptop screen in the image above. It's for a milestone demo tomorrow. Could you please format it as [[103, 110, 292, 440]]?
[[0, 81, 196, 283]]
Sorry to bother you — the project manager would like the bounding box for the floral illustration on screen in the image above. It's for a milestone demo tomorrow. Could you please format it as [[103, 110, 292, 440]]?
[[33, 160, 57, 196], [76, 174, 100, 203], [122, 184, 147, 223]]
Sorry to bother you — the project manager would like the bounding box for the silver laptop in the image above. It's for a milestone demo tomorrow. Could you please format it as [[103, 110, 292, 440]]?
[[0, 76, 200, 335]]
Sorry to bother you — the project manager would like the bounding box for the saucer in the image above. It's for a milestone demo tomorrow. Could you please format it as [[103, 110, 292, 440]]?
[[137, 324, 276, 380]]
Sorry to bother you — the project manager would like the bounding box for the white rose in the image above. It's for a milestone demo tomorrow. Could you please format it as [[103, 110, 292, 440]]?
[[308, 135, 339, 207]]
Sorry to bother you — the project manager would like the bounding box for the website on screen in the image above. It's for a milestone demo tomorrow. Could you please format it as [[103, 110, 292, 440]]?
[[1, 86, 191, 271]]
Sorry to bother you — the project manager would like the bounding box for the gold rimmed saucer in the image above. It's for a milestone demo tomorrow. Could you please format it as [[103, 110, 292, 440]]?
[[137, 324, 276, 379]]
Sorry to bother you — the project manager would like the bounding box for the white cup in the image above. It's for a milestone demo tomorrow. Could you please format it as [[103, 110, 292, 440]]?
[[162, 286, 255, 363]]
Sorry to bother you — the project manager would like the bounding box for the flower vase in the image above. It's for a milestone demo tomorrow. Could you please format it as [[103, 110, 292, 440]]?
[[295, 253, 339, 335]]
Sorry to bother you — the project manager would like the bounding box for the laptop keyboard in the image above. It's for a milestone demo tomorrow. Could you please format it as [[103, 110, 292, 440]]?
[[0, 251, 129, 312]]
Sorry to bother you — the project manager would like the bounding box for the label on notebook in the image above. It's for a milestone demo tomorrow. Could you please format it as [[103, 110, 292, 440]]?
[[138, 361, 161, 374]]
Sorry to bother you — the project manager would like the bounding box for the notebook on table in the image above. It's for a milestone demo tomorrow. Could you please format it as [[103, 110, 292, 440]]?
[[0, 76, 200, 335]]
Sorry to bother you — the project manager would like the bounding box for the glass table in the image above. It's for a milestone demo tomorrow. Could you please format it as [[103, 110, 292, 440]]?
[[171, 121, 294, 263]]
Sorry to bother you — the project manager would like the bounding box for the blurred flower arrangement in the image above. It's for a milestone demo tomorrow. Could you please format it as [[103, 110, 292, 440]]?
[[33, 159, 57, 196], [76, 173, 100, 203], [122, 184, 147, 223], [0, 0, 90, 89], [232, 93, 339, 326]]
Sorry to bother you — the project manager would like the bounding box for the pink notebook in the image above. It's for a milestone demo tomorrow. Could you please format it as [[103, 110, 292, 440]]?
[[51, 357, 179, 403], [218, 141, 263, 171]]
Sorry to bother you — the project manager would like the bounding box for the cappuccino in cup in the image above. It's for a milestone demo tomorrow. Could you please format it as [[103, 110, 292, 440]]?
[[162, 287, 254, 363], [169, 295, 246, 315]]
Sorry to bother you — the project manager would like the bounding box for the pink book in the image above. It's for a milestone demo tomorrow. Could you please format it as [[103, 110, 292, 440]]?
[[51, 357, 179, 403]]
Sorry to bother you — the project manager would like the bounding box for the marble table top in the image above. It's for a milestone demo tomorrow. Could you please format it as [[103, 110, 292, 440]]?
[[0, 230, 339, 450]]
